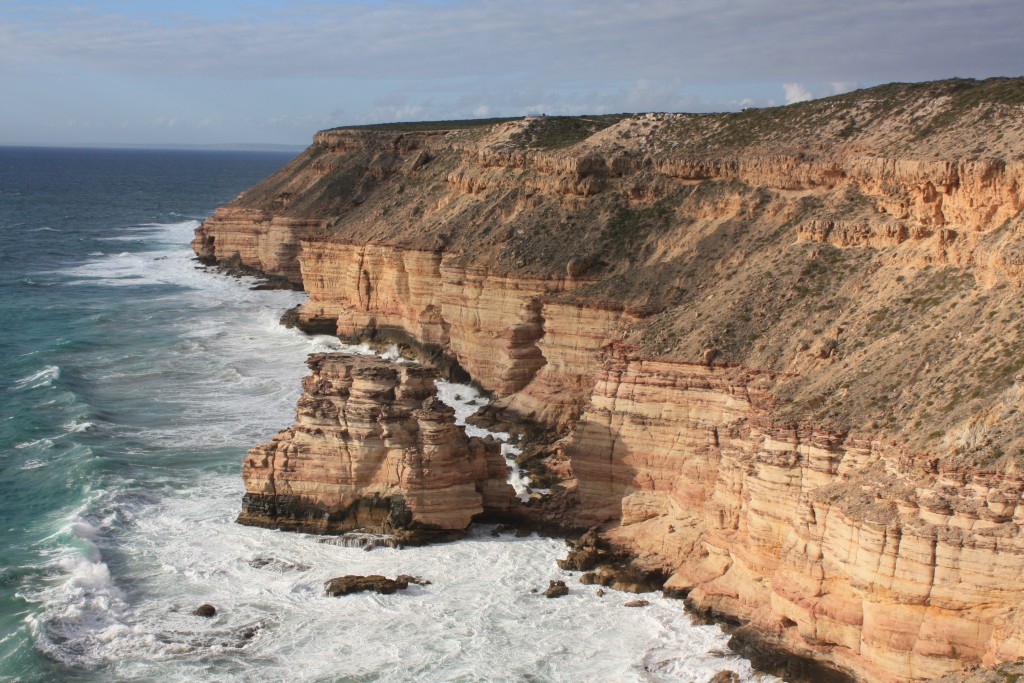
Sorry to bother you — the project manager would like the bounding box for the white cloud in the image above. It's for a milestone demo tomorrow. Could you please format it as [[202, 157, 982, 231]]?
[[783, 83, 813, 104], [2, 0, 1022, 144]]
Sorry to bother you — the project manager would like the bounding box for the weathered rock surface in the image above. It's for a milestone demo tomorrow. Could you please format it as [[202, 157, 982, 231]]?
[[544, 580, 569, 598], [564, 351, 1024, 681], [560, 529, 666, 593], [324, 574, 428, 596], [238, 353, 515, 541], [197, 79, 1024, 681]]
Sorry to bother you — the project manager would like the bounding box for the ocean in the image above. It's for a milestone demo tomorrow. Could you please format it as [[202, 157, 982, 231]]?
[[0, 146, 772, 683]]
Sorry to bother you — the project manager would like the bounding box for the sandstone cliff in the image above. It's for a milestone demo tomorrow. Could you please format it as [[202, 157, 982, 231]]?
[[196, 77, 1024, 682]]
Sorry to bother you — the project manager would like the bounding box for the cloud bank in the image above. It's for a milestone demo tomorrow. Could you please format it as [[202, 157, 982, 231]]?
[[0, 0, 1021, 144]]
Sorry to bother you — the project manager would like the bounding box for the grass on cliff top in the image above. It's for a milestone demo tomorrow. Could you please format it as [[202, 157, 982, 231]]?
[[665, 76, 1024, 150], [510, 114, 633, 149], [328, 113, 633, 149], [321, 77, 1023, 150], [327, 117, 522, 132]]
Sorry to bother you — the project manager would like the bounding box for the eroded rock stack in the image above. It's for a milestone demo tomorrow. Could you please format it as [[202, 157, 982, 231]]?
[[238, 353, 511, 542]]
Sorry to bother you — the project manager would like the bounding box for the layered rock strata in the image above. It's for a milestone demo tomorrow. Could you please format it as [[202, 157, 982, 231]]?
[[239, 353, 514, 541], [198, 78, 1024, 681], [564, 351, 1024, 682], [295, 240, 632, 427], [193, 208, 321, 286]]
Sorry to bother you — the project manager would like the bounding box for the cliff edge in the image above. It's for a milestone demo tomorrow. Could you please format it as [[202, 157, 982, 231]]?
[[195, 77, 1024, 682]]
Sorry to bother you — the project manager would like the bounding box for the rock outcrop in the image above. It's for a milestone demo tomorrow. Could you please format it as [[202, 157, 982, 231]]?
[[239, 353, 514, 542], [324, 574, 429, 596], [197, 78, 1024, 681]]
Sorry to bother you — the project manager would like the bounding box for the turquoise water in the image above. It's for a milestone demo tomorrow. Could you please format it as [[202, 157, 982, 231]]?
[[0, 147, 299, 680], [0, 147, 770, 683]]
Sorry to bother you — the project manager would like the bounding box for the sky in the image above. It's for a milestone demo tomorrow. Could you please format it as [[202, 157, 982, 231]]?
[[1, 0, 1022, 147]]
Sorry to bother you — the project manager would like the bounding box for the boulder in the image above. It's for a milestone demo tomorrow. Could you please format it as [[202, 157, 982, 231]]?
[[544, 580, 569, 598], [194, 604, 217, 617]]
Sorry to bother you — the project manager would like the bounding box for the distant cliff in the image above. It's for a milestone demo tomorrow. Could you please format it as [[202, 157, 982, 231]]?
[[194, 77, 1024, 682]]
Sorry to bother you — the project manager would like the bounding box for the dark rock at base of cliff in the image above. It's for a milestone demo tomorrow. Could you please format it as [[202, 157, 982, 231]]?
[[545, 580, 569, 598], [237, 492, 464, 545], [238, 492, 410, 534], [316, 532, 405, 550], [279, 305, 339, 334], [579, 566, 664, 593], [324, 574, 428, 596], [726, 625, 855, 683], [686, 599, 854, 681], [194, 604, 217, 617], [250, 276, 302, 291], [662, 584, 691, 600], [206, 253, 303, 291], [561, 530, 667, 593], [556, 529, 605, 571]]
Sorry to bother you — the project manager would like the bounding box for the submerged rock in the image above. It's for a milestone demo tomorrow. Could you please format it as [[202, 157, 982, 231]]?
[[247, 556, 310, 572], [396, 574, 431, 586], [707, 672, 739, 683]]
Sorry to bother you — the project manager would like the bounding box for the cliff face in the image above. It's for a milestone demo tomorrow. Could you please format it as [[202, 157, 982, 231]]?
[[566, 352, 1024, 681], [196, 78, 1024, 681], [294, 241, 632, 427]]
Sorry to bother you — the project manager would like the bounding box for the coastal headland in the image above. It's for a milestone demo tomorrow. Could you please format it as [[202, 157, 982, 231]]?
[[194, 78, 1024, 682]]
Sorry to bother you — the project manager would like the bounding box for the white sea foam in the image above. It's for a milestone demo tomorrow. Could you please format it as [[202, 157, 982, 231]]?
[[19, 459, 48, 470], [54, 477, 772, 682], [13, 365, 60, 390], [28, 519, 131, 669], [435, 379, 538, 502], [28, 221, 777, 682], [15, 438, 53, 450]]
